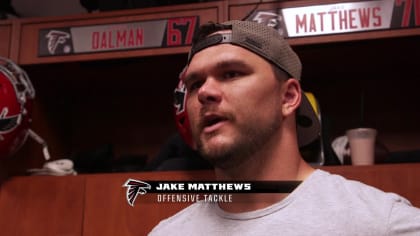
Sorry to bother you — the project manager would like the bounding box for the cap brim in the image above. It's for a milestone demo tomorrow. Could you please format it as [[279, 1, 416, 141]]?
[[297, 92, 321, 147]]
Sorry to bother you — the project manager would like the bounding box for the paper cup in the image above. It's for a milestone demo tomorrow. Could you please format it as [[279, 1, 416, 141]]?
[[346, 128, 377, 165]]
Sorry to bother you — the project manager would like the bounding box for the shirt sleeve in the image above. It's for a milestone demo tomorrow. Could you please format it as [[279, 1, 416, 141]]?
[[387, 199, 420, 235]]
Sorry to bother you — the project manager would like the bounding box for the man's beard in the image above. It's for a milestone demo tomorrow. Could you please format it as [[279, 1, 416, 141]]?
[[196, 111, 282, 170]]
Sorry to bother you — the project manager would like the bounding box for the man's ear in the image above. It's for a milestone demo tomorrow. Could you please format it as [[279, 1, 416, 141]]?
[[282, 79, 301, 116]]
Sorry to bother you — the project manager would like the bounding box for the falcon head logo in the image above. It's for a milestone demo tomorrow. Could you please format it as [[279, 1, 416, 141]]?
[[45, 30, 71, 55], [251, 11, 284, 33], [123, 179, 152, 207]]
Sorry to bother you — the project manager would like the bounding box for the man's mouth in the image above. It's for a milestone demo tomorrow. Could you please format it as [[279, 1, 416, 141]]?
[[201, 114, 228, 133]]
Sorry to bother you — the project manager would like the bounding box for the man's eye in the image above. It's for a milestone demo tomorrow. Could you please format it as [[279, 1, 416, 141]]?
[[223, 71, 241, 79], [187, 81, 203, 92]]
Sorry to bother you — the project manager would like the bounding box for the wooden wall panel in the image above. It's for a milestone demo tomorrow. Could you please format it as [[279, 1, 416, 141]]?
[[0, 21, 12, 58], [0, 175, 85, 236]]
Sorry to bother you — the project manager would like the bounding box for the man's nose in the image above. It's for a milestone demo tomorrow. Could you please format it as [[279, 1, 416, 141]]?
[[197, 78, 222, 105]]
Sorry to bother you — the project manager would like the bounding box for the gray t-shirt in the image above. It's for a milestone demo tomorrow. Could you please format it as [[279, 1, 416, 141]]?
[[149, 169, 420, 235]]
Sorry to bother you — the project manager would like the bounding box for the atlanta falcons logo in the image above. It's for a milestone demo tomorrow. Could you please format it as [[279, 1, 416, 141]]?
[[123, 179, 152, 207], [251, 11, 283, 31], [45, 30, 71, 55]]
